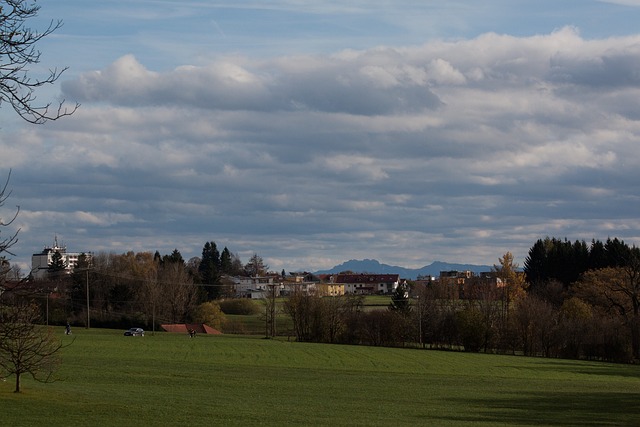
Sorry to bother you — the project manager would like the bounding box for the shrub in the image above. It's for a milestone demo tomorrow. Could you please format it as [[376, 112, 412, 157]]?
[[219, 298, 260, 315], [192, 302, 227, 330]]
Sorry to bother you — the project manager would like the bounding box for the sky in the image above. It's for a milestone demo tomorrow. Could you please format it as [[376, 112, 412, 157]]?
[[3, 0, 640, 274]]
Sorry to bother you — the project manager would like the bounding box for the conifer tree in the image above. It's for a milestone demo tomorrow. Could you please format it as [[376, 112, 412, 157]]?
[[198, 242, 221, 299], [389, 281, 411, 314]]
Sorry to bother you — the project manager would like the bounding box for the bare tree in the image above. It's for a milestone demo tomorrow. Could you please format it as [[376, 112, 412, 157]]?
[[0, 171, 19, 261], [0, 172, 69, 392], [159, 260, 198, 324], [283, 286, 316, 341], [245, 253, 268, 277], [512, 294, 558, 357], [0, 302, 68, 392], [1, 0, 78, 123]]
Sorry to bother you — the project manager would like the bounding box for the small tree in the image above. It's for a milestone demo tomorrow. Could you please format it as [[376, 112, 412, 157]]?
[[47, 249, 67, 278], [198, 242, 221, 300], [389, 281, 411, 314], [245, 253, 268, 277], [0, 171, 19, 262], [493, 252, 526, 331], [192, 301, 226, 331], [283, 286, 318, 342], [0, 302, 67, 392], [456, 306, 485, 352]]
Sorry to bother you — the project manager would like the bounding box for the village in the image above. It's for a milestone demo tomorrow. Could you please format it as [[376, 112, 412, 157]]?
[[22, 238, 505, 301]]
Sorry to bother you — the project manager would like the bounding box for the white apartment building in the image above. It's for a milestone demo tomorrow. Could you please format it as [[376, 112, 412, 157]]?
[[31, 237, 89, 280]]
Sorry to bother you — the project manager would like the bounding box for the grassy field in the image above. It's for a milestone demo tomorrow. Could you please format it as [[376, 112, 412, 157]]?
[[2, 328, 640, 426], [224, 296, 391, 335]]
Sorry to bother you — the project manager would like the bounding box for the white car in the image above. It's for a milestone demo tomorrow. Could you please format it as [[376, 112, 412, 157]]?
[[124, 327, 145, 336]]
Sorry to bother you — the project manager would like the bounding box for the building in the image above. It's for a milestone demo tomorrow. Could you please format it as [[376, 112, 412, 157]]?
[[31, 237, 89, 280], [316, 282, 345, 297], [331, 273, 401, 295], [231, 275, 275, 298], [459, 272, 504, 300], [282, 281, 317, 296]]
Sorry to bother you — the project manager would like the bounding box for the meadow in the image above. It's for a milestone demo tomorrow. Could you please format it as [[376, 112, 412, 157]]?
[[1, 328, 640, 426]]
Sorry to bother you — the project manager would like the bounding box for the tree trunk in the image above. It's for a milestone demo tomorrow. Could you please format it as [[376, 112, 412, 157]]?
[[632, 294, 640, 360], [631, 314, 640, 360], [14, 372, 21, 393]]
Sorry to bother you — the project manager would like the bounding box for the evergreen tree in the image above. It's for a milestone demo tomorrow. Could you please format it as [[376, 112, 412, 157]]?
[[589, 239, 608, 270], [389, 281, 411, 314], [524, 238, 547, 290], [220, 247, 232, 274], [47, 250, 67, 278], [164, 248, 184, 265], [198, 242, 221, 300], [524, 236, 640, 297], [604, 237, 632, 267]]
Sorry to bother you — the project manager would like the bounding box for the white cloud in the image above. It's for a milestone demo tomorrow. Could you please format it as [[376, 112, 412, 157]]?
[[599, 0, 640, 6], [7, 26, 640, 272]]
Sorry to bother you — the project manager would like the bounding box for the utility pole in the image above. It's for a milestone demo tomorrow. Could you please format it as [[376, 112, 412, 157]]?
[[415, 295, 422, 347], [152, 299, 155, 336], [264, 283, 278, 338], [85, 268, 90, 329]]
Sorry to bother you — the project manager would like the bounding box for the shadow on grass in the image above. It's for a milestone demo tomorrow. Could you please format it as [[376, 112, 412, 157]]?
[[437, 391, 640, 426], [496, 358, 640, 381]]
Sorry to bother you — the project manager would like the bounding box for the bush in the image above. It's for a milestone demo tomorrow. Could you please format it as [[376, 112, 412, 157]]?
[[192, 302, 227, 330], [219, 298, 260, 315], [456, 307, 485, 352]]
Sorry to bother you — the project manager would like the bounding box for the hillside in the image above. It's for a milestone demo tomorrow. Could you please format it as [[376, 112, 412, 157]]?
[[314, 259, 493, 279]]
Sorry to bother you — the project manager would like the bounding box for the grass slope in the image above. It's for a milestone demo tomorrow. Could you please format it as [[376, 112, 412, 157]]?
[[2, 329, 640, 426]]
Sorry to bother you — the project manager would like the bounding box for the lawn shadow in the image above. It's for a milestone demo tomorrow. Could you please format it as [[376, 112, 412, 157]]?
[[525, 358, 640, 380], [437, 391, 640, 426]]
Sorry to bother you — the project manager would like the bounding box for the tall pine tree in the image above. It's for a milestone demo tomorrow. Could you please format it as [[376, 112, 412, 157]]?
[[220, 247, 232, 275], [47, 250, 67, 280], [198, 242, 221, 300]]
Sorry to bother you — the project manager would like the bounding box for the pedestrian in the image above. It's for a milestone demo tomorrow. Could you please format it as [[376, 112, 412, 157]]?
[[65, 322, 71, 335]]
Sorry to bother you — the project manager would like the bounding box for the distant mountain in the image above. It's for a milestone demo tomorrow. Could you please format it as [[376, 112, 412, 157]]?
[[314, 259, 493, 280]]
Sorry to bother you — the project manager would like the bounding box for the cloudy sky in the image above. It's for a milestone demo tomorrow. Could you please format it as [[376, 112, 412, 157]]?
[[3, 0, 640, 274]]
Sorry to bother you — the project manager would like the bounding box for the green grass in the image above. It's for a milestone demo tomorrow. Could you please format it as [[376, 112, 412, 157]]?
[[225, 296, 390, 334], [363, 295, 392, 306], [2, 328, 640, 426]]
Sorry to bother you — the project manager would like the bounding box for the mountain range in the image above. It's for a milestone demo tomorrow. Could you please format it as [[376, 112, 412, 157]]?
[[314, 259, 493, 280]]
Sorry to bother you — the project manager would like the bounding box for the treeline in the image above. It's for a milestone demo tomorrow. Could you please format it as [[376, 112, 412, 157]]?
[[281, 281, 629, 362], [9, 235, 640, 363], [523, 237, 637, 289], [283, 240, 640, 363], [13, 241, 268, 330]]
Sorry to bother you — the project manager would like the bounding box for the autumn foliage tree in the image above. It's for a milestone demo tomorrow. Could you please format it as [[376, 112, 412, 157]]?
[[192, 301, 226, 331], [492, 252, 526, 338], [574, 251, 640, 360]]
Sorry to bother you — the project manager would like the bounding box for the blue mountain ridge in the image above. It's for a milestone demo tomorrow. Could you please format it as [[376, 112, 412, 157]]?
[[314, 259, 493, 280]]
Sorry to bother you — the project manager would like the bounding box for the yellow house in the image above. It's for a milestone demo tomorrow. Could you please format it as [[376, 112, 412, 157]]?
[[316, 283, 345, 297]]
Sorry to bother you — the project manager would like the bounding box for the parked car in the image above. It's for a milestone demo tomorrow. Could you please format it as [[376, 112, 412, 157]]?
[[124, 327, 144, 336]]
